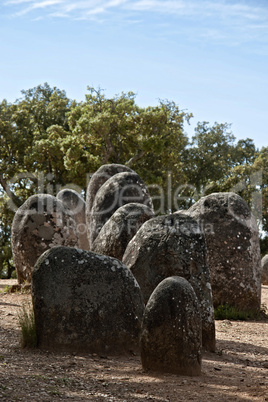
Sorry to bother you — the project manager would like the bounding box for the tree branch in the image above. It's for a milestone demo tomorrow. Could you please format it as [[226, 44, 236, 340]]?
[[0, 174, 22, 209], [125, 150, 146, 167]]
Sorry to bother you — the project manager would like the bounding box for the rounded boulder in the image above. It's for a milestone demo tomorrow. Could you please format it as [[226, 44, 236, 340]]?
[[89, 171, 153, 247], [140, 276, 202, 376], [187, 192, 262, 313], [91, 203, 154, 260], [57, 188, 89, 250], [11, 194, 78, 284], [123, 212, 215, 351], [32, 246, 145, 354], [86, 164, 134, 230]]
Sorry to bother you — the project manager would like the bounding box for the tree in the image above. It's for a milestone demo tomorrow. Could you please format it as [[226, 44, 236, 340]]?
[[0, 83, 73, 276], [0, 84, 192, 275]]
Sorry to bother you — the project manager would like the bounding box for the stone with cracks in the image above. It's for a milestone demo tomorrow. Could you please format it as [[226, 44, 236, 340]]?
[[57, 188, 89, 250], [140, 276, 202, 376], [261, 255, 268, 285], [123, 212, 215, 351], [32, 246, 145, 354], [11, 194, 78, 284], [89, 171, 154, 248], [91, 203, 154, 260], [186, 192, 262, 313]]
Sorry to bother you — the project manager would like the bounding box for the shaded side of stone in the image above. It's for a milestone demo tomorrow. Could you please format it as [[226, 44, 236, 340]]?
[[91, 203, 154, 260], [57, 188, 89, 250], [187, 192, 262, 312], [122, 213, 215, 352], [86, 164, 134, 237], [32, 246, 144, 354], [140, 276, 202, 376], [261, 255, 268, 285], [89, 171, 154, 248], [11, 194, 78, 284]]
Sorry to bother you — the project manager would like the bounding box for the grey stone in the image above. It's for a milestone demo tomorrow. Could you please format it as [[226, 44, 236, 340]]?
[[32, 246, 144, 354], [86, 163, 134, 223], [186, 192, 262, 313], [91, 203, 154, 260], [261, 255, 268, 285], [11, 194, 78, 284], [89, 171, 154, 248], [140, 276, 202, 376], [122, 213, 215, 351], [57, 188, 89, 250]]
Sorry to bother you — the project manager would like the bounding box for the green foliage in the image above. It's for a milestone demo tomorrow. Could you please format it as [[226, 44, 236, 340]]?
[[0, 82, 267, 269], [17, 302, 37, 348], [214, 304, 263, 320]]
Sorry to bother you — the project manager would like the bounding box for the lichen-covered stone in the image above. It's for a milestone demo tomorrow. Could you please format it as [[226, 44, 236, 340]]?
[[140, 276, 202, 376], [261, 255, 268, 285], [187, 192, 262, 313], [89, 171, 154, 248], [57, 188, 89, 250], [11, 194, 78, 284], [123, 213, 215, 351], [32, 246, 144, 354], [86, 164, 134, 229], [91, 203, 154, 260]]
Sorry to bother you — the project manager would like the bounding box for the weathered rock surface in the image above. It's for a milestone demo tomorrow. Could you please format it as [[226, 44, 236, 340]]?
[[57, 188, 89, 250], [86, 163, 134, 223], [89, 171, 154, 248], [123, 213, 215, 351], [140, 276, 202, 376], [32, 246, 144, 354], [91, 203, 154, 260], [186, 192, 262, 313], [261, 255, 268, 285], [11, 194, 78, 284]]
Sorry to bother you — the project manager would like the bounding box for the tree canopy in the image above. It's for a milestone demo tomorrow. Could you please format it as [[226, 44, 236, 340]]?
[[0, 83, 266, 277]]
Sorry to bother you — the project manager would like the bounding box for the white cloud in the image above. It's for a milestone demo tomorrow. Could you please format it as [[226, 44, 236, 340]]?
[[4, 0, 268, 21], [3, 0, 268, 46]]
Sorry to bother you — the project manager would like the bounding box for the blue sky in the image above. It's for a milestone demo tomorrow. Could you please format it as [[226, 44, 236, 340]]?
[[1, 0, 268, 149]]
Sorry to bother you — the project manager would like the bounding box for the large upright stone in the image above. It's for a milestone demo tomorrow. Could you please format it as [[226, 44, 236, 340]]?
[[261, 255, 268, 285], [89, 171, 154, 248], [86, 163, 134, 219], [32, 246, 144, 354], [57, 188, 89, 250], [187, 192, 262, 313], [11, 194, 78, 284], [123, 213, 215, 351], [91, 203, 154, 260], [140, 276, 202, 376]]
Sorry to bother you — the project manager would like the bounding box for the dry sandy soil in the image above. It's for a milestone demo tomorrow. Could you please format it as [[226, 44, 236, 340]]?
[[0, 280, 267, 402]]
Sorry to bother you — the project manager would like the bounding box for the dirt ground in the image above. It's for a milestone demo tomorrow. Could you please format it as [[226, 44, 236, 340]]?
[[0, 280, 267, 402]]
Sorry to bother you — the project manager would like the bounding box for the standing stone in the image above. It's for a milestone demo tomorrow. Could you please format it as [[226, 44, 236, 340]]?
[[86, 164, 134, 217], [57, 188, 89, 250], [140, 276, 202, 376], [11, 194, 78, 284], [89, 171, 154, 248], [123, 213, 215, 351], [32, 246, 144, 354], [261, 255, 268, 285], [91, 203, 154, 260], [187, 192, 262, 313]]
